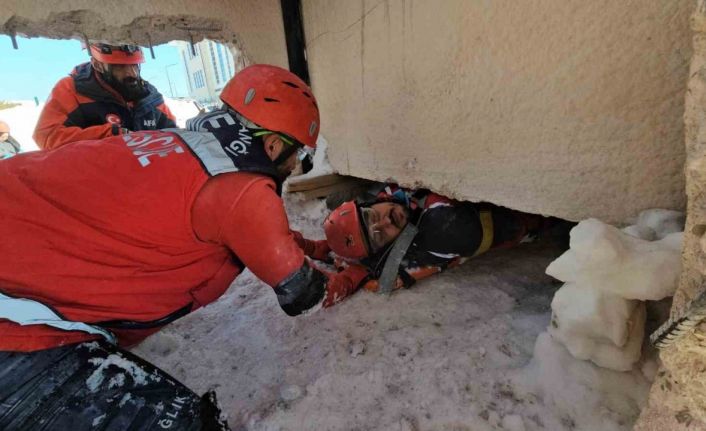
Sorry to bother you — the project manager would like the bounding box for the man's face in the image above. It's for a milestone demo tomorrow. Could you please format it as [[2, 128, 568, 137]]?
[[95, 60, 146, 102], [361, 202, 409, 253], [108, 63, 140, 83]]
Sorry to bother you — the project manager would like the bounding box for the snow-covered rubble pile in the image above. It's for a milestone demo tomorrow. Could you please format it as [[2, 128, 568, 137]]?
[[545, 210, 683, 371]]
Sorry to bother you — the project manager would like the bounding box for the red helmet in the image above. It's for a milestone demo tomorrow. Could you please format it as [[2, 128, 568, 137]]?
[[324, 201, 370, 260], [220, 64, 319, 148], [90, 43, 145, 65]]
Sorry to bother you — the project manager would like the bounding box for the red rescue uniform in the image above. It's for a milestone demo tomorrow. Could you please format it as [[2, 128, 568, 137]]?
[[0, 130, 363, 351]]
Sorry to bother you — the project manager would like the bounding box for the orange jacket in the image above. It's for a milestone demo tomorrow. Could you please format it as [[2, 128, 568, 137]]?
[[34, 63, 176, 150]]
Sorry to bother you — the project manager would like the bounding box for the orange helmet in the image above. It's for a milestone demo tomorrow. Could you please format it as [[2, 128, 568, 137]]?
[[89, 43, 145, 65], [324, 201, 370, 260], [220, 64, 320, 148]]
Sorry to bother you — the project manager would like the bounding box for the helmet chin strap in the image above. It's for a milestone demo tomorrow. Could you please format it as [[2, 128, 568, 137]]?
[[252, 129, 303, 167], [272, 141, 301, 166]]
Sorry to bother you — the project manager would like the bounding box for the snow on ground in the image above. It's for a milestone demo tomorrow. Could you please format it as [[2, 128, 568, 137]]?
[[0, 97, 200, 152], [133, 197, 655, 431]]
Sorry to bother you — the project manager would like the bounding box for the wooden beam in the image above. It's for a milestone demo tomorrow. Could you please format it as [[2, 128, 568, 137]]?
[[286, 173, 351, 192]]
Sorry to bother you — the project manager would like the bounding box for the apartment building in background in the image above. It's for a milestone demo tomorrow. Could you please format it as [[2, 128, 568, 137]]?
[[175, 39, 242, 108]]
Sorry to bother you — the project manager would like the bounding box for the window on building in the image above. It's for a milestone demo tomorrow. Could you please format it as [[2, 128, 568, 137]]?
[[216, 43, 228, 83], [183, 50, 193, 93], [193, 70, 206, 89], [208, 42, 220, 85]]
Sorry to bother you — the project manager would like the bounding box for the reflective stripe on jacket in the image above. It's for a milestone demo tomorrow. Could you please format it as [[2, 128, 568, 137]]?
[[0, 117, 298, 351]]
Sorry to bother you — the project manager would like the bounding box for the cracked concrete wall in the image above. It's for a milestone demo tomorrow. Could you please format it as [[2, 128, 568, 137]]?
[[635, 1, 706, 429], [302, 0, 692, 223], [0, 0, 287, 67]]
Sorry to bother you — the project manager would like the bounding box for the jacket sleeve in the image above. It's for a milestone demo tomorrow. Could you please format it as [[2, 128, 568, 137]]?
[[33, 78, 116, 150], [291, 230, 331, 261], [210, 177, 365, 315], [156, 102, 177, 128]]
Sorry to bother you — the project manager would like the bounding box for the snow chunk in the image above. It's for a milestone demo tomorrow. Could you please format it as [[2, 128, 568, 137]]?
[[550, 289, 645, 371], [108, 372, 126, 389], [546, 218, 682, 301], [118, 393, 133, 407], [349, 340, 366, 357], [550, 282, 638, 347], [621, 209, 684, 240], [636, 209, 684, 240], [82, 341, 101, 352], [92, 414, 106, 427], [545, 216, 683, 371], [621, 225, 656, 241], [86, 353, 161, 393]]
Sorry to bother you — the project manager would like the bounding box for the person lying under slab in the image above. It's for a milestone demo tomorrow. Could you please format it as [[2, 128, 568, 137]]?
[[323, 184, 555, 293]]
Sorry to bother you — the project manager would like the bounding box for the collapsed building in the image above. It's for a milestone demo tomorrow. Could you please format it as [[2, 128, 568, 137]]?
[[1, 0, 704, 429]]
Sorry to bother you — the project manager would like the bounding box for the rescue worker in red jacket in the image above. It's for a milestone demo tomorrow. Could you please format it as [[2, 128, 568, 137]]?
[[324, 185, 548, 292], [0, 64, 368, 352], [33, 43, 176, 150]]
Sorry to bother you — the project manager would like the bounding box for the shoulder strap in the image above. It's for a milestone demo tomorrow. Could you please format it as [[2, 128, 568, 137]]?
[[377, 223, 419, 294], [471, 209, 494, 257]]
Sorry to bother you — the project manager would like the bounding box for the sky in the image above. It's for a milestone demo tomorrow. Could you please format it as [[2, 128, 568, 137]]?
[[0, 35, 189, 102]]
